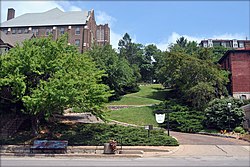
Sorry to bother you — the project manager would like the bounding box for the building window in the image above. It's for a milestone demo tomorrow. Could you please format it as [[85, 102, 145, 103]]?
[[24, 29, 29, 34], [233, 39, 238, 48], [208, 39, 213, 47], [3, 29, 8, 34], [18, 29, 22, 34], [32, 29, 39, 36], [239, 42, 244, 48], [46, 29, 52, 36], [203, 42, 208, 47], [75, 39, 80, 47], [60, 28, 65, 35], [75, 27, 80, 35], [12, 29, 16, 34], [97, 29, 104, 41], [240, 95, 247, 100], [221, 42, 226, 47]]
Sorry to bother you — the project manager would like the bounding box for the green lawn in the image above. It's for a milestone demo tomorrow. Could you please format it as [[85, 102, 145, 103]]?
[[106, 84, 169, 126], [108, 84, 168, 105], [105, 106, 158, 126]]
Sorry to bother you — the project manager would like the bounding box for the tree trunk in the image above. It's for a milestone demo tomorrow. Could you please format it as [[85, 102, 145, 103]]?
[[31, 116, 39, 135]]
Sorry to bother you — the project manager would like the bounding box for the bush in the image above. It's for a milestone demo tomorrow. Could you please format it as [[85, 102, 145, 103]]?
[[204, 98, 245, 131], [234, 127, 245, 134], [1, 123, 179, 146], [168, 111, 205, 133]]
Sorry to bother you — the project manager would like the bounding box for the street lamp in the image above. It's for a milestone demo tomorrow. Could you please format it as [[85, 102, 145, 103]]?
[[227, 102, 232, 131], [155, 110, 170, 136]]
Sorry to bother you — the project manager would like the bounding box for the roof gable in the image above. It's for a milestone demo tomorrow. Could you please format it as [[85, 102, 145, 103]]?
[[1, 8, 89, 27], [0, 31, 34, 47]]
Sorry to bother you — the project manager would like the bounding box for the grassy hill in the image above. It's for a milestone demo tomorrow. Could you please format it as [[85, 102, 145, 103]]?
[[105, 84, 169, 126], [108, 84, 167, 106]]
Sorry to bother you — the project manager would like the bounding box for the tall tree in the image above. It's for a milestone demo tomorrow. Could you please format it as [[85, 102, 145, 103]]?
[[87, 45, 138, 100], [0, 35, 111, 134], [156, 50, 229, 110]]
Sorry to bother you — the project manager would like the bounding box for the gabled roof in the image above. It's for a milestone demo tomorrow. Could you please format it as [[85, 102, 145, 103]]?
[[0, 31, 34, 47], [0, 31, 13, 46], [1, 8, 89, 28]]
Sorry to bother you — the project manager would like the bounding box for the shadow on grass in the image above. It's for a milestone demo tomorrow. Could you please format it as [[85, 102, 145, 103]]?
[[146, 88, 180, 101]]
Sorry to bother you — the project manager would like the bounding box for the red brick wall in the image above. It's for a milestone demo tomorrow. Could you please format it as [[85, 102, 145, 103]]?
[[230, 52, 250, 93]]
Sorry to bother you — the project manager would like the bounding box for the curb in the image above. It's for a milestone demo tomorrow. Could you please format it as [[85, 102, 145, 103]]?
[[196, 132, 237, 139], [0, 153, 143, 158], [196, 132, 250, 143]]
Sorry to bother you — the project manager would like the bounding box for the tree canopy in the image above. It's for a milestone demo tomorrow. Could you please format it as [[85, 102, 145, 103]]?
[[86, 44, 138, 100], [156, 37, 229, 109], [0, 35, 111, 122]]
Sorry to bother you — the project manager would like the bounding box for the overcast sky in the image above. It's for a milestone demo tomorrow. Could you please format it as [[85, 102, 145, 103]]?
[[1, 0, 249, 51]]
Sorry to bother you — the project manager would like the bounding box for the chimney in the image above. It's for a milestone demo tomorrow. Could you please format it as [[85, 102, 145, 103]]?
[[7, 8, 15, 21]]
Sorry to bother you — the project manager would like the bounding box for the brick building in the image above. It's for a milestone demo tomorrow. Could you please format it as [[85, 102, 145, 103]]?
[[96, 24, 110, 46], [0, 31, 35, 55], [200, 39, 250, 49], [218, 47, 250, 99], [0, 8, 110, 53]]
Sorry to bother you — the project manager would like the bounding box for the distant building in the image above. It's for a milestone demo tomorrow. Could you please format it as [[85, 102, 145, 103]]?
[[200, 39, 250, 49], [218, 45, 250, 99], [0, 8, 110, 53], [0, 31, 34, 55], [96, 24, 110, 46]]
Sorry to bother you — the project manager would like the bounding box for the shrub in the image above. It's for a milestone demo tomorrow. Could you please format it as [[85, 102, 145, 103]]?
[[234, 127, 245, 134], [168, 111, 205, 133], [204, 98, 245, 131], [1, 123, 179, 146]]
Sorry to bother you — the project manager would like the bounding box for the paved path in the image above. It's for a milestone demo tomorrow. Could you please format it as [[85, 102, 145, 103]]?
[[170, 131, 249, 145]]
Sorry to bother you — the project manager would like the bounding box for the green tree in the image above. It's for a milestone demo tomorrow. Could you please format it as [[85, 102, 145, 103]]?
[[86, 45, 138, 100], [0, 35, 111, 134], [156, 51, 229, 109], [204, 98, 245, 131]]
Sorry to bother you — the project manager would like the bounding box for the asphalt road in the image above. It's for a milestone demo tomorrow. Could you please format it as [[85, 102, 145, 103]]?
[[1, 156, 250, 167], [170, 131, 249, 145]]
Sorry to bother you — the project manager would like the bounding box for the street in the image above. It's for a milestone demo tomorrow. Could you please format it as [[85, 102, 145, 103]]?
[[1, 131, 249, 167], [1, 156, 250, 167]]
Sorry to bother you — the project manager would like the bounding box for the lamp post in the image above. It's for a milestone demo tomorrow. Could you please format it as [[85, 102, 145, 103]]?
[[155, 110, 170, 136], [227, 102, 232, 132]]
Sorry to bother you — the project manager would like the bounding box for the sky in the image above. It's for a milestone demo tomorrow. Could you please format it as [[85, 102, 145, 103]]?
[[1, 0, 249, 51]]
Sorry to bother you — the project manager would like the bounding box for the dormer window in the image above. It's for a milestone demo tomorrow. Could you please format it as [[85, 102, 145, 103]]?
[[12, 29, 16, 34], [46, 29, 52, 36], [75, 27, 80, 35], [60, 28, 65, 35], [18, 29, 22, 34]]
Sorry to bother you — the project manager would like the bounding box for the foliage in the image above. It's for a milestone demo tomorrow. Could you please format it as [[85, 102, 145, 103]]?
[[153, 100, 204, 133], [0, 35, 111, 122], [118, 33, 162, 83], [1, 123, 179, 146], [156, 38, 229, 109], [168, 111, 205, 133], [204, 98, 246, 130], [233, 126, 245, 134], [86, 45, 138, 100]]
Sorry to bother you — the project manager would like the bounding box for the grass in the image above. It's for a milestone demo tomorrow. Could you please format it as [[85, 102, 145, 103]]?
[[105, 106, 158, 127], [1, 123, 179, 146], [108, 84, 168, 105], [106, 84, 169, 126]]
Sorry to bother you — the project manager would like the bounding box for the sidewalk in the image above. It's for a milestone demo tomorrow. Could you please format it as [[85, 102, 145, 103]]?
[[0, 145, 179, 158]]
